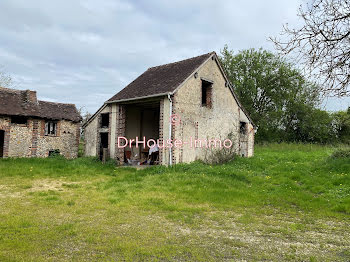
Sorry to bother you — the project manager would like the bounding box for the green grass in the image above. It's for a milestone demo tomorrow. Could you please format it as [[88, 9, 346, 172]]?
[[0, 144, 349, 261]]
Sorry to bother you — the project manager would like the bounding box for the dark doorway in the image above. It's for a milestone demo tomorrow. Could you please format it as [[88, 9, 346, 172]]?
[[99, 133, 109, 160], [0, 130, 4, 158]]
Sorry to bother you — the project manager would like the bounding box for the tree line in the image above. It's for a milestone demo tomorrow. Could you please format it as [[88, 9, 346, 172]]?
[[219, 46, 350, 144]]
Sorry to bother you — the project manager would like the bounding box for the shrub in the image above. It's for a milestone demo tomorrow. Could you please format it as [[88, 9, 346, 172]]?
[[203, 132, 238, 165], [331, 147, 350, 159]]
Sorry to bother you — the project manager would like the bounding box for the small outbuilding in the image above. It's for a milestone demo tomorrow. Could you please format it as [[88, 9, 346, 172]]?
[[0, 87, 81, 158], [83, 52, 256, 165]]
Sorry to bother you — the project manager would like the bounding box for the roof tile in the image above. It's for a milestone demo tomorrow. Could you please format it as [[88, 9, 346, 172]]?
[[107, 52, 214, 102], [0, 87, 81, 122]]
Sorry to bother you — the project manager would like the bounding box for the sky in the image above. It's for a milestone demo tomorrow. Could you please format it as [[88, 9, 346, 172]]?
[[0, 0, 349, 114]]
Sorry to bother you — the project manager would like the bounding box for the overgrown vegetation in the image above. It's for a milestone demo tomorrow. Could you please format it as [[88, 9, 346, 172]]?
[[0, 144, 349, 261], [203, 132, 238, 164], [331, 147, 350, 159], [333, 107, 350, 144]]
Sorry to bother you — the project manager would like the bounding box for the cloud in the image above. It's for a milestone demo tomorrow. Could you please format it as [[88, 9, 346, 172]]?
[[0, 0, 348, 113]]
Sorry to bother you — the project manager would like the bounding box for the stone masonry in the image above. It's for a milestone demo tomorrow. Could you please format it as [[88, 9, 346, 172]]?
[[83, 51, 255, 165], [0, 117, 80, 158], [0, 87, 81, 159]]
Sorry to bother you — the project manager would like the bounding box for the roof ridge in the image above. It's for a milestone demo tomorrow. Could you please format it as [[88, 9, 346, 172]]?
[[106, 51, 217, 103], [0, 87, 81, 122], [147, 51, 215, 70], [38, 100, 76, 106], [0, 87, 77, 107]]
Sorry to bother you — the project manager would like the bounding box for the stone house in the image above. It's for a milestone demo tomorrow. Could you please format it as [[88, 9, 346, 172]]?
[[83, 52, 256, 165], [0, 87, 81, 158]]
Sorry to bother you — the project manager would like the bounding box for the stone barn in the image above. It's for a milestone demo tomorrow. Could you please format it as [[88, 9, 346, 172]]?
[[0, 87, 81, 158], [83, 52, 256, 165]]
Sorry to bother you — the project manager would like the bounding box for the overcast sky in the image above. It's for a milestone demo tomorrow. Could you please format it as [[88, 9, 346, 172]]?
[[0, 0, 349, 114]]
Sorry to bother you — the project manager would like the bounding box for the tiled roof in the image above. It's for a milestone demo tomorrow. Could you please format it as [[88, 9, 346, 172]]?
[[107, 52, 214, 102], [0, 87, 81, 122]]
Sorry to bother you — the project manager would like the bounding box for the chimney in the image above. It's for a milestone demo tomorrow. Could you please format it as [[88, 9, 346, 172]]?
[[24, 90, 37, 104]]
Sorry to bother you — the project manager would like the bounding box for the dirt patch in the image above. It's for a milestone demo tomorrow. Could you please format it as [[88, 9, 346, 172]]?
[[29, 179, 65, 192], [28, 179, 81, 192], [0, 179, 81, 198], [0, 185, 22, 198]]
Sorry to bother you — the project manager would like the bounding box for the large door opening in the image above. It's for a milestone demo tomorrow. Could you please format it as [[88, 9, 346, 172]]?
[[0, 130, 4, 158], [124, 101, 160, 165]]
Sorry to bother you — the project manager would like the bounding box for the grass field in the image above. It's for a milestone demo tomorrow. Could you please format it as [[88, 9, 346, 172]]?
[[0, 144, 349, 261]]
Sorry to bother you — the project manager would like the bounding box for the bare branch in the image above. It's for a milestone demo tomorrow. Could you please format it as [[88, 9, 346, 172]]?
[[270, 0, 350, 97]]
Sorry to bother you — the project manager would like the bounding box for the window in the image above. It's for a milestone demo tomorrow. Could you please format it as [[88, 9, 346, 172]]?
[[101, 113, 109, 128], [45, 121, 57, 136], [240, 122, 247, 135], [11, 116, 27, 125], [49, 149, 60, 157], [201, 80, 212, 108]]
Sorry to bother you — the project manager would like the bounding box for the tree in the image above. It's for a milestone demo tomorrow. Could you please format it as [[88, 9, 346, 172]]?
[[270, 0, 350, 96], [220, 46, 321, 142], [284, 104, 335, 143], [77, 106, 92, 127], [333, 107, 350, 144]]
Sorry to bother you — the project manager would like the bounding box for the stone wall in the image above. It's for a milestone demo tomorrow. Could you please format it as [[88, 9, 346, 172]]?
[[84, 112, 99, 157], [36, 120, 80, 158], [0, 117, 11, 157], [84, 104, 126, 163], [109, 104, 117, 159], [0, 116, 80, 158], [9, 119, 33, 157], [82, 56, 255, 165], [172, 56, 254, 164], [115, 104, 126, 163], [247, 123, 255, 157], [159, 97, 171, 165]]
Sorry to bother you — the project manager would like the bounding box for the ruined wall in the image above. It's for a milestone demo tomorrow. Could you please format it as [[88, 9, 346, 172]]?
[[172, 57, 254, 164], [0, 116, 79, 158]]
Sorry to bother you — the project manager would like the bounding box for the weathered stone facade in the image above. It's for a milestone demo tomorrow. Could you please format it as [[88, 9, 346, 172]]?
[[84, 105, 110, 158], [172, 57, 255, 163], [0, 87, 81, 159], [0, 116, 80, 158], [83, 52, 255, 165]]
